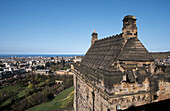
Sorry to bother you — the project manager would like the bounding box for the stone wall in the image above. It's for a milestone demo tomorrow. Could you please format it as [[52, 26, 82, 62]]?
[[105, 78, 150, 95], [156, 81, 170, 101], [72, 63, 170, 111], [74, 71, 151, 111], [117, 61, 155, 74]]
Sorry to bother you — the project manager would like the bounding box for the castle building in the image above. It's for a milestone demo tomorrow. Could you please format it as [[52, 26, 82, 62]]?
[[71, 15, 170, 111]]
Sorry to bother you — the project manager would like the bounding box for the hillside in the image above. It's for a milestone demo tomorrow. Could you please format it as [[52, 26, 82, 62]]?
[[27, 86, 74, 111]]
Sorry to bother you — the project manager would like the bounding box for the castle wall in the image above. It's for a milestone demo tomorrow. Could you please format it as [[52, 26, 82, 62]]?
[[74, 73, 93, 111], [156, 81, 170, 101], [105, 78, 150, 95], [73, 71, 151, 111]]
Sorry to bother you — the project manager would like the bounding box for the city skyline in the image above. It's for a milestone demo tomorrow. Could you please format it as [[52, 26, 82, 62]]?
[[0, 0, 170, 54]]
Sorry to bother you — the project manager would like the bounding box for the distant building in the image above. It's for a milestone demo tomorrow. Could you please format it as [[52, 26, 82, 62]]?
[[55, 80, 63, 84], [55, 69, 73, 75], [3, 63, 10, 68], [73, 58, 82, 63], [35, 69, 49, 75], [25, 67, 32, 72], [72, 15, 170, 111]]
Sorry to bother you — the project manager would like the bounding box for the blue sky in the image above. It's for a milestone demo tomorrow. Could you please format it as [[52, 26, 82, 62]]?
[[0, 0, 170, 54]]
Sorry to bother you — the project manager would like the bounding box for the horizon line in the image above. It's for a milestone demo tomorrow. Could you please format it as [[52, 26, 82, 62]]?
[[0, 50, 169, 55], [0, 53, 85, 55]]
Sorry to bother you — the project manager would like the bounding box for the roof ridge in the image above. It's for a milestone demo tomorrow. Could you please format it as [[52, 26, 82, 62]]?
[[115, 37, 127, 60], [97, 33, 123, 42]]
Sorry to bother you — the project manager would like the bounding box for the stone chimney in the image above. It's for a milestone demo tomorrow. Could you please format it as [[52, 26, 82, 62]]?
[[122, 15, 137, 39], [91, 30, 98, 45]]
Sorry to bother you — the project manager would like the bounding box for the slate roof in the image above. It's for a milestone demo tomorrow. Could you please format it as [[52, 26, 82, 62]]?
[[73, 33, 155, 91], [80, 35, 154, 71], [80, 34, 125, 71], [117, 37, 154, 61]]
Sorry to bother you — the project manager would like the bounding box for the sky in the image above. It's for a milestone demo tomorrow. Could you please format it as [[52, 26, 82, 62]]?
[[0, 0, 170, 54]]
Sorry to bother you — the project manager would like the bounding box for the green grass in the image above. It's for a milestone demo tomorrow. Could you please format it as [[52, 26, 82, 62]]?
[[26, 86, 74, 111]]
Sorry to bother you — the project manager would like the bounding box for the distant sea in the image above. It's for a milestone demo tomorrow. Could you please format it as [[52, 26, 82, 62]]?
[[0, 54, 84, 58]]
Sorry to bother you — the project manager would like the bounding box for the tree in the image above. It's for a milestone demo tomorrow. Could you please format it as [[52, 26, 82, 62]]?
[[27, 83, 34, 89], [35, 74, 40, 81]]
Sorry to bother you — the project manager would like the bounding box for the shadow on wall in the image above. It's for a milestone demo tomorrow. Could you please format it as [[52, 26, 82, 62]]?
[[123, 99, 170, 111]]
